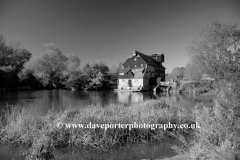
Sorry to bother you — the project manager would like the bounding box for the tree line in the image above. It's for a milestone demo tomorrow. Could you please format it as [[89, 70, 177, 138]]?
[[0, 37, 113, 91], [179, 21, 240, 159], [167, 21, 240, 84]]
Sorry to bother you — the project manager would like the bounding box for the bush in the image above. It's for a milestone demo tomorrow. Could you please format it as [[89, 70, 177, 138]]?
[[176, 89, 240, 159], [177, 80, 215, 95]]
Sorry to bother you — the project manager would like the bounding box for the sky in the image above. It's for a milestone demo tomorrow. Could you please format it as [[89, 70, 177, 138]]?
[[0, 0, 240, 73]]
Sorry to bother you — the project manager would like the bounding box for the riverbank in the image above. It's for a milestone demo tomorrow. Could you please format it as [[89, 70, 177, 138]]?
[[176, 80, 216, 98], [0, 100, 194, 160]]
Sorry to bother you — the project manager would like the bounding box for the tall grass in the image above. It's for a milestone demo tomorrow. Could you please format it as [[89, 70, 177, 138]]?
[[175, 88, 240, 159], [0, 100, 193, 160]]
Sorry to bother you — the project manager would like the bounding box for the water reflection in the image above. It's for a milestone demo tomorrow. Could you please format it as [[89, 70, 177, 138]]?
[[55, 141, 177, 160], [0, 90, 210, 114], [0, 140, 179, 160], [117, 91, 144, 103]]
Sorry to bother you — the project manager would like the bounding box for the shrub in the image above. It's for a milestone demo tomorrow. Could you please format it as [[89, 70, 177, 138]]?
[[176, 89, 240, 159], [177, 80, 215, 95]]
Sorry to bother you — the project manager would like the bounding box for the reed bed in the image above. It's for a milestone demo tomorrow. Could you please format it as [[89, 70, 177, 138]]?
[[0, 99, 194, 160]]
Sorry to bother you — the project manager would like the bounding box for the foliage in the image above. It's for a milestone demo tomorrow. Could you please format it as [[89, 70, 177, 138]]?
[[0, 68, 19, 90], [63, 70, 88, 90], [109, 65, 118, 74], [0, 35, 32, 90], [0, 100, 193, 160], [19, 44, 83, 90], [0, 36, 115, 90], [19, 44, 111, 90], [61, 54, 83, 89], [166, 67, 185, 81], [184, 61, 203, 81], [82, 61, 110, 89], [176, 21, 240, 159], [186, 21, 240, 84], [20, 43, 68, 88], [177, 80, 215, 95], [187, 89, 240, 160]]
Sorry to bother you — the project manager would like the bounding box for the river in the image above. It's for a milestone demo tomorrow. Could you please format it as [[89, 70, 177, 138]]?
[[0, 90, 209, 114]]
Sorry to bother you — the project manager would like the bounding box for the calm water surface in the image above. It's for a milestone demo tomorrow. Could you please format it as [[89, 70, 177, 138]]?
[[0, 89, 209, 114]]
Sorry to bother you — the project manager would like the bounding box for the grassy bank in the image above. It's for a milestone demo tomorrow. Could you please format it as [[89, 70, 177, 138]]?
[[175, 88, 240, 160], [0, 100, 194, 160]]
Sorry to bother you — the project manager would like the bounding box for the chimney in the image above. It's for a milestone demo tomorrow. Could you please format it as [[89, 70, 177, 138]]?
[[132, 50, 137, 57]]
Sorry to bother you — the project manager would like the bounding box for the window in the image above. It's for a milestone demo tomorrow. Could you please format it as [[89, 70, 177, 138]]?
[[141, 64, 143, 67], [145, 64, 147, 67], [135, 65, 137, 68], [119, 73, 124, 75], [134, 58, 137, 61]]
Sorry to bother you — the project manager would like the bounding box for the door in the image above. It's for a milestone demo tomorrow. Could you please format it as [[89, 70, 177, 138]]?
[[128, 79, 132, 87]]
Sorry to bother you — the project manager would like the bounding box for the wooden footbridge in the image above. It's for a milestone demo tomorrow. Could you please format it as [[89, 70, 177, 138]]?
[[153, 81, 177, 92]]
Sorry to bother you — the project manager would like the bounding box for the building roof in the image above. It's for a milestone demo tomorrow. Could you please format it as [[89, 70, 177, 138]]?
[[158, 63, 166, 69], [119, 68, 131, 73], [118, 68, 134, 79], [132, 51, 165, 68]]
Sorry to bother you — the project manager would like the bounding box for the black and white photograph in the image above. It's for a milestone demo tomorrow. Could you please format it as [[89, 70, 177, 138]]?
[[0, 0, 240, 159]]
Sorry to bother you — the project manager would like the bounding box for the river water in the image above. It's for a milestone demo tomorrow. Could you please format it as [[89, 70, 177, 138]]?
[[0, 90, 209, 114], [0, 90, 211, 160]]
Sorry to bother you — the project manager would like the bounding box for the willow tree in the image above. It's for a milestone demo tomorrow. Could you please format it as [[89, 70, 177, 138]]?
[[20, 43, 68, 88]]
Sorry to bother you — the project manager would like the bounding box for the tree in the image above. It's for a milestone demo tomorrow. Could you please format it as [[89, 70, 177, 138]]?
[[109, 65, 118, 74], [66, 53, 81, 72], [183, 21, 240, 159], [186, 21, 240, 85], [20, 43, 68, 88], [0, 35, 31, 72], [63, 53, 83, 89], [0, 35, 32, 90], [184, 61, 203, 80], [82, 61, 110, 89], [166, 67, 185, 81]]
